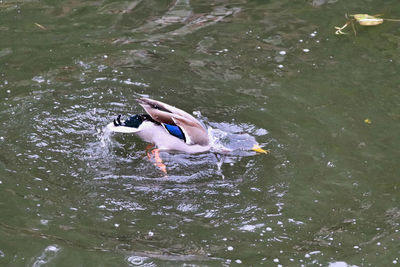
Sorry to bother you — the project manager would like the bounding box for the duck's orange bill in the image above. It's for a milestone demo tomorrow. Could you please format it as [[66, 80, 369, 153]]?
[[252, 144, 269, 154]]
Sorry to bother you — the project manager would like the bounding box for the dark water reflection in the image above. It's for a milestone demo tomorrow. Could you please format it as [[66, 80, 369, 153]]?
[[1, 0, 400, 266]]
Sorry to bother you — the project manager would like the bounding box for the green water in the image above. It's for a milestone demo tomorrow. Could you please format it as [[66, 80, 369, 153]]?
[[1, 0, 400, 266]]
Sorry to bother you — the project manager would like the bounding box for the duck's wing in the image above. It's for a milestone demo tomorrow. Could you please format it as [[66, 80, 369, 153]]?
[[137, 98, 200, 125], [138, 98, 209, 146], [171, 115, 209, 146]]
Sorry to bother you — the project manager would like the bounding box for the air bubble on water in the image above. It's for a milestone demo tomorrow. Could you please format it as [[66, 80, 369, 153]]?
[[32, 76, 45, 83], [327, 161, 335, 168], [126, 256, 148, 265], [46, 246, 58, 252]]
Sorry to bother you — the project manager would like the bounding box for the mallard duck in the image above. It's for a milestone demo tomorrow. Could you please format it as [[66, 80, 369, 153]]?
[[107, 98, 210, 153]]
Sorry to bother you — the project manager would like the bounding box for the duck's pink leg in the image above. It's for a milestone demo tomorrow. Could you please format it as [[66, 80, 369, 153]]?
[[151, 148, 167, 174], [146, 144, 155, 160], [146, 145, 167, 174]]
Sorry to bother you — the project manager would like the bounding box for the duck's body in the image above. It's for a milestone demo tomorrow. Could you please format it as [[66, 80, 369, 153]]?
[[107, 98, 210, 153]]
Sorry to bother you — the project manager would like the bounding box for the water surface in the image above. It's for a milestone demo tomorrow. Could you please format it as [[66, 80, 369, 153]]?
[[1, 0, 399, 266]]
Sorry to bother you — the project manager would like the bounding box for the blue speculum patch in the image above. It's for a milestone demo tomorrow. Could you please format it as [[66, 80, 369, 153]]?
[[164, 124, 186, 141]]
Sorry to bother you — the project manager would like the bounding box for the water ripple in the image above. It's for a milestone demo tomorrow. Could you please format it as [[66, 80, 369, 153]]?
[[31, 245, 61, 267]]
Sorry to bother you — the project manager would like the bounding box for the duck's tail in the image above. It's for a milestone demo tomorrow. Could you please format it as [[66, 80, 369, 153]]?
[[113, 115, 123, 127], [107, 114, 144, 133]]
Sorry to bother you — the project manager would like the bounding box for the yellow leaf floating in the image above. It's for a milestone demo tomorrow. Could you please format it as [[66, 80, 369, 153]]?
[[252, 144, 269, 154], [335, 13, 400, 35], [352, 14, 383, 26], [364, 118, 372, 124], [34, 22, 47, 30]]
